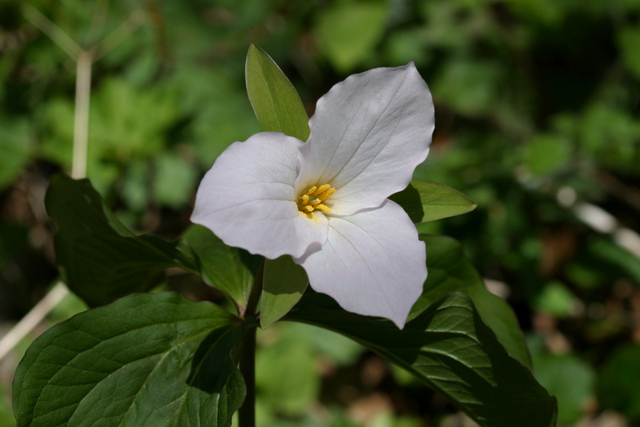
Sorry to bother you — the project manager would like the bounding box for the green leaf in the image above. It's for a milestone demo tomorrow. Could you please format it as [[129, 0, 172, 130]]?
[[90, 78, 178, 160], [261, 256, 309, 328], [0, 117, 30, 191], [532, 352, 594, 425], [390, 179, 477, 223], [598, 343, 640, 420], [522, 133, 572, 176], [410, 235, 531, 368], [618, 25, 640, 79], [182, 224, 257, 315], [286, 292, 557, 427], [534, 282, 577, 318], [245, 44, 310, 141], [255, 325, 319, 416], [46, 174, 198, 307], [314, 1, 388, 72], [153, 151, 198, 209], [13, 293, 246, 427]]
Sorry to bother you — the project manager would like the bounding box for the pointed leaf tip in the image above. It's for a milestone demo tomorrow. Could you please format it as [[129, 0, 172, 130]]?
[[390, 179, 477, 223], [245, 45, 310, 141]]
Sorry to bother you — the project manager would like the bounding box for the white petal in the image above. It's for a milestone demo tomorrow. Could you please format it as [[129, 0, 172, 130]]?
[[296, 199, 427, 328], [191, 132, 328, 260], [296, 63, 434, 215]]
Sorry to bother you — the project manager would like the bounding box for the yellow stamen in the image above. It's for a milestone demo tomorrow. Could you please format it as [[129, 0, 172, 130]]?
[[315, 204, 331, 213], [297, 183, 336, 216], [317, 187, 335, 201], [311, 184, 331, 197]]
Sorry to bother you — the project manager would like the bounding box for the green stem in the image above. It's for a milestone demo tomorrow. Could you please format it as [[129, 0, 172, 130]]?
[[238, 259, 263, 427], [238, 326, 256, 427], [244, 259, 264, 318]]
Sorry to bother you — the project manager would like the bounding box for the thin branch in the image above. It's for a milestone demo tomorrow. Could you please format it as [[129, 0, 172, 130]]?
[[93, 10, 146, 62], [2, 3, 146, 368], [0, 282, 69, 363], [84, 0, 111, 47], [22, 3, 82, 60], [238, 327, 256, 427], [596, 169, 640, 213], [71, 51, 93, 179], [573, 201, 640, 259]]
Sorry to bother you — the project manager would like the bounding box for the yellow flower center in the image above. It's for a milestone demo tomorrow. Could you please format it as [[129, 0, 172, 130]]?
[[297, 184, 335, 217]]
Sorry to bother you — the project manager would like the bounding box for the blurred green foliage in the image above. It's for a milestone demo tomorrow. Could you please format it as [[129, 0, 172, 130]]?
[[1, 0, 640, 425]]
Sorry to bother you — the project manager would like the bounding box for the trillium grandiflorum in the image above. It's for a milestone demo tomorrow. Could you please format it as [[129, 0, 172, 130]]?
[[191, 63, 434, 328]]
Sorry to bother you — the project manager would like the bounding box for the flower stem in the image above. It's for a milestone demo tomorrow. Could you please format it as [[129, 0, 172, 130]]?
[[238, 259, 263, 427], [238, 326, 256, 427]]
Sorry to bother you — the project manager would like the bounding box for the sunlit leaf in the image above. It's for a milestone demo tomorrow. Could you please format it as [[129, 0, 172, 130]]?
[[261, 256, 308, 328], [245, 44, 310, 141], [390, 179, 477, 223], [182, 224, 257, 315]]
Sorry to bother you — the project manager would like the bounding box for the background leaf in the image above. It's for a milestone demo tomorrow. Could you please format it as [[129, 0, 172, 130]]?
[[245, 44, 310, 141], [286, 291, 557, 427], [389, 179, 477, 223], [13, 293, 246, 427], [409, 235, 530, 367], [598, 344, 640, 421], [46, 174, 198, 307], [0, 117, 30, 191], [182, 224, 257, 315], [260, 256, 308, 329], [255, 325, 319, 416], [314, 0, 389, 72], [531, 350, 594, 425]]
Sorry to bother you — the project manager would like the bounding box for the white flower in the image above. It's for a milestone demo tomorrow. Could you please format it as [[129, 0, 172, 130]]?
[[191, 63, 434, 328]]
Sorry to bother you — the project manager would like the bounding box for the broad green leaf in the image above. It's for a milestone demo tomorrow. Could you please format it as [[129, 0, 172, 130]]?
[[46, 174, 198, 307], [245, 44, 310, 141], [182, 224, 257, 315], [286, 292, 557, 427], [410, 235, 530, 367], [13, 293, 246, 427], [390, 179, 477, 223], [261, 256, 309, 328]]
